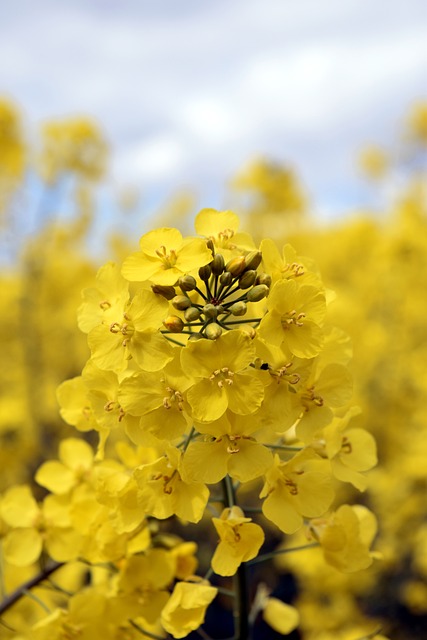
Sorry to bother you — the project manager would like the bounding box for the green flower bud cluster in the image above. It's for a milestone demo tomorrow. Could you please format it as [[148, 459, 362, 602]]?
[[160, 248, 271, 340]]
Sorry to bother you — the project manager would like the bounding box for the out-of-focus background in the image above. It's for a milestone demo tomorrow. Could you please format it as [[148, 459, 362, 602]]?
[[1, 2, 427, 639], [1, 0, 426, 224]]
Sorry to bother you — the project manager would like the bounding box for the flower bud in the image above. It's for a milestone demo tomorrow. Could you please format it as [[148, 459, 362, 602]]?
[[246, 284, 269, 302], [255, 273, 272, 287], [163, 316, 184, 333], [184, 307, 201, 322], [244, 250, 262, 271], [205, 322, 222, 339], [188, 333, 204, 342], [225, 256, 246, 277], [172, 295, 192, 310], [152, 284, 176, 300], [211, 253, 225, 275], [239, 270, 257, 289], [229, 301, 247, 316], [199, 265, 211, 281], [202, 303, 218, 319], [206, 238, 215, 254], [178, 275, 197, 291], [220, 271, 233, 286]]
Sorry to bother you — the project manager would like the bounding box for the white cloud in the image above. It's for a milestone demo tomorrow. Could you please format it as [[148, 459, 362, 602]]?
[[0, 0, 426, 212]]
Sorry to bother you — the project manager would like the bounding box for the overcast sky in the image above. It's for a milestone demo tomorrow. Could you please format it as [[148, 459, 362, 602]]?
[[1, 0, 426, 219]]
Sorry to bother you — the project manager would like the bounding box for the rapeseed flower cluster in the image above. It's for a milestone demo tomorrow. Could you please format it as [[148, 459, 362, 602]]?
[[0, 204, 378, 639]]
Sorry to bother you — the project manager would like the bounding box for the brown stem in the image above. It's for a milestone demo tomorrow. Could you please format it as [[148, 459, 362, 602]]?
[[0, 561, 63, 618]]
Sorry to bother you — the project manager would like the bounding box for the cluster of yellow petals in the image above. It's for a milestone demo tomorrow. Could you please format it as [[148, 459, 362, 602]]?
[[0, 206, 379, 639]]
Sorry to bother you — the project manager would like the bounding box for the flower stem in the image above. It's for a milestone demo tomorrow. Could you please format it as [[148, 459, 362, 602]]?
[[247, 542, 319, 566], [222, 476, 249, 640], [0, 561, 63, 618]]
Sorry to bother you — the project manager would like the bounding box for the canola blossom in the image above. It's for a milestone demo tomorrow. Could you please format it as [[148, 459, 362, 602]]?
[[0, 203, 379, 639]]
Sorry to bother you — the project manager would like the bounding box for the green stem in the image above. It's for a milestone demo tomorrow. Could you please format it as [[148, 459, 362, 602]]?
[[0, 561, 63, 618], [164, 335, 186, 347], [223, 318, 262, 325], [195, 286, 208, 301], [182, 426, 197, 453], [222, 476, 249, 640], [266, 444, 303, 451], [247, 542, 319, 566]]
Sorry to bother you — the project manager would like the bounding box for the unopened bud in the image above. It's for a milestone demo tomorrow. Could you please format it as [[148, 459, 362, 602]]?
[[229, 301, 247, 316], [163, 316, 184, 333], [184, 307, 201, 322], [255, 273, 272, 287], [178, 275, 197, 292], [211, 254, 225, 275], [152, 285, 176, 300], [203, 303, 218, 319], [172, 295, 192, 311], [205, 322, 222, 340], [239, 270, 257, 289], [225, 256, 246, 277], [244, 250, 262, 271], [220, 271, 233, 286], [199, 265, 211, 281], [206, 238, 215, 254], [188, 333, 204, 342], [246, 284, 269, 302]]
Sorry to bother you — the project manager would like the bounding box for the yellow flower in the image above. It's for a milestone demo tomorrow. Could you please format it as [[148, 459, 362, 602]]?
[[294, 361, 353, 443], [263, 597, 299, 635], [0, 99, 25, 184], [160, 581, 218, 639], [181, 329, 264, 422], [35, 437, 94, 494], [133, 446, 209, 523], [88, 288, 173, 372], [211, 506, 264, 576], [118, 351, 193, 442], [252, 583, 300, 636], [194, 207, 255, 255], [56, 375, 97, 433], [1, 485, 81, 566], [78, 261, 129, 334], [258, 279, 326, 358], [181, 412, 273, 484], [39, 117, 107, 183], [322, 407, 377, 491], [260, 450, 334, 534], [260, 238, 321, 288], [32, 590, 114, 639], [122, 227, 212, 285], [114, 549, 175, 623], [309, 504, 379, 572]]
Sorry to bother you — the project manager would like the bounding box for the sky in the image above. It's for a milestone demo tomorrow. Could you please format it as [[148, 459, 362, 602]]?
[[0, 0, 426, 220]]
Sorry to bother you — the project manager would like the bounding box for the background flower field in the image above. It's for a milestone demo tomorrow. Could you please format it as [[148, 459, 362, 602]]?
[[0, 94, 426, 639]]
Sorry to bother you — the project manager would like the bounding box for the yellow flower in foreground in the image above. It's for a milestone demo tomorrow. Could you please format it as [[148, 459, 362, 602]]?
[[322, 407, 377, 491], [181, 413, 273, 484], [258, 279, 326, 358], [133, 446, 209, 523], [194, 207, 255, 254], [260, 450, 334, 534], [181, 330, 264, 422], [122, 227, 212, 285], [211, 506, 264, 576], [88, 288, 172, 372], [309, 504, 379, 573], [161, 581, 218, 639]]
